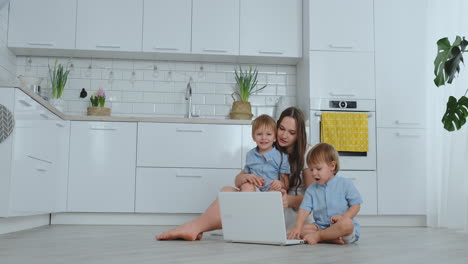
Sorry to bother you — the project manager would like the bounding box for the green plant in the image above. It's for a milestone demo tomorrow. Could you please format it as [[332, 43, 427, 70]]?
[[48, 59, 71, 99], [434, 36, 468, 131], [90, 88, 106, 107], [233, 65, 267, 102]]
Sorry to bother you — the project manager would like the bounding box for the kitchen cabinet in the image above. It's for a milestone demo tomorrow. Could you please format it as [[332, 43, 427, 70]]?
[[0, 88, 64, 217], [136, 167, 237, 213], [340, 171, 377, 215], [306, 0, 374, 52], [67, 121, 137, 212], [309, 51, 375, 100], [8, 0, 77, 50], [192, 0, 240, 55], [240, 0, 302, 58], [375, 0, 427, 129], [142, 0, 191, 54], [76, 0, 143, 52], [137, 123, 242, 169], [53, 119, 70, 213], [241, 125, 255, 169], [377, 128, 426, 215]]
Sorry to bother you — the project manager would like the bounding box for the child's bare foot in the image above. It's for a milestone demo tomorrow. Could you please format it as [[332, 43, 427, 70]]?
[[156, 222, 203, 241], [303, 233, 320, 245], [325, 237, 345, 245]]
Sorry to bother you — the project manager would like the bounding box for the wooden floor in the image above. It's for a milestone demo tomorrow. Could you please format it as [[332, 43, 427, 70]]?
[[1, 225, 468, 264]]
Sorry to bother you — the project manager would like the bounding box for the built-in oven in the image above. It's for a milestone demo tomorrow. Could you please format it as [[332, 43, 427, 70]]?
[[309, 98, 376, 171]]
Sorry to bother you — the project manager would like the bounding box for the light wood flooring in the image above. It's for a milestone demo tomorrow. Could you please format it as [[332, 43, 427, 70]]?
[[1, 225, 468, 264]]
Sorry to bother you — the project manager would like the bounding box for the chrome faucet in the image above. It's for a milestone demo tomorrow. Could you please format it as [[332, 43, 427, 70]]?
[[185, 77, 199, 118]]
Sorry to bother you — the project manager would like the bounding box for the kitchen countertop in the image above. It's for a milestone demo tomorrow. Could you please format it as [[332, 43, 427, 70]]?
[[1, 86, 252, 125]]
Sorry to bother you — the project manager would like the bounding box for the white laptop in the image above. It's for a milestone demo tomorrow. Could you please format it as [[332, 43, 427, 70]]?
[[218, 192, 304, 246]]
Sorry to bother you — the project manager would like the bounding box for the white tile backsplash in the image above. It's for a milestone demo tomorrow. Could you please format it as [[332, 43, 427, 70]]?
[[16, 54, 297, 118]]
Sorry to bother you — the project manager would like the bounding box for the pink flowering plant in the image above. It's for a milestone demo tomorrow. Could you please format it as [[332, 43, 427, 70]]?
[[90, 88, 106, 107]]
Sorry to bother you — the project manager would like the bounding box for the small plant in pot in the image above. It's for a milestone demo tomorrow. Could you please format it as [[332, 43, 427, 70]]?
[[48, 59, 71, 111], [230, 65, 267, 120], [87, 88, 111, 116]]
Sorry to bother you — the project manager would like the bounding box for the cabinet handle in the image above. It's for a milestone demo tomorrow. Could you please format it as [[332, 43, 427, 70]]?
[[329, 44, 355, 49], [176, 175, 203, 178], [175, 128, 204, 133], [56, 122, 65, 128], [259, 50, 284, 55], [40, 113, 49, 119], [395, 132, 421, 138], [96, 45, 121, 49], [347, 177, 357, 181], [27, 155, 52, 164], [27, 42, 55, 47], [315, 112, 372, 118], [18, 99, 32, 107], [36, 168, 48, 172], [202, 49, 228, 53], [153, 47, 180, 51], [395, 120, 421, 126], [90, 127, 117, 131], [329, 92, 356, 97]]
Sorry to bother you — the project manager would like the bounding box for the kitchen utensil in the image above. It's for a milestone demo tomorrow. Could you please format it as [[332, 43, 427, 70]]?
[[17, 75, 43, 95]]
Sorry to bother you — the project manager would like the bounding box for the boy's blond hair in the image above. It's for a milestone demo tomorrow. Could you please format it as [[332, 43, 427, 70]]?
[[251, 114, 277, 136], [306, 143, 340, 174]]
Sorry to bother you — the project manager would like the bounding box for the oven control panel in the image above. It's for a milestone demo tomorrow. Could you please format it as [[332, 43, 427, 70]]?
[[329, 100, 357, 109]]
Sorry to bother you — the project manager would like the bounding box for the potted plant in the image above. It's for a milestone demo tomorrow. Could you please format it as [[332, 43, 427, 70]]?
[[87, 88, 111, 116], [433, 36, 468, 131], [48, 59, 71, 112], [230, 65, 267, 120]]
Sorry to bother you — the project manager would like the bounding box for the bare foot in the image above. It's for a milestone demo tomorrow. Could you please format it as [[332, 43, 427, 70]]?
[[303, 233, 320, 245], [156, 222, 204, 241], [325, 237, 345, 245]]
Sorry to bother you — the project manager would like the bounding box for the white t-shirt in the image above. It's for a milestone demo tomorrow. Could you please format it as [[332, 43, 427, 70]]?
[[284, 144, 315, 229]]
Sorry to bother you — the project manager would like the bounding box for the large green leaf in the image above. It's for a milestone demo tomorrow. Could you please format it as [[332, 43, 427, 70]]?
[[441, 96, 468, 131], [434, 36, 468, 87]]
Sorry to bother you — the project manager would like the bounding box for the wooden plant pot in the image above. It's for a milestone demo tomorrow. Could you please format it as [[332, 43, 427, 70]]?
[[230, 101, 253, 120], [87, 106, 111, 116]]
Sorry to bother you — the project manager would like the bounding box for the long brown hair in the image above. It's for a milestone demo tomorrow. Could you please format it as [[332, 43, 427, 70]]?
[[276, 107, 307, 194]]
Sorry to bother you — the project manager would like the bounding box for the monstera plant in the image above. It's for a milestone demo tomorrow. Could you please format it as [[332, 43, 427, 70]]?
[[434, 36, 468, 131]]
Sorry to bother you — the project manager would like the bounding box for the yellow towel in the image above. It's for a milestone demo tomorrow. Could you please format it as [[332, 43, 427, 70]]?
[[320, 112, 369, 152]]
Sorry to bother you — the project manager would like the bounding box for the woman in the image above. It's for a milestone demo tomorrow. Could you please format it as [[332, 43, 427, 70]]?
[[156, 107, 314, 241]]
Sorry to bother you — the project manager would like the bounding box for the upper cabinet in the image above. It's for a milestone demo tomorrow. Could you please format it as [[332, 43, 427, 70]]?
[[142, 0, 192, 54], [76, 0, 143, 52], [240, 0, 302, 58], [192, 0, 240, 55], [8, 0, 77, 50], [307, 0, 374, 52]]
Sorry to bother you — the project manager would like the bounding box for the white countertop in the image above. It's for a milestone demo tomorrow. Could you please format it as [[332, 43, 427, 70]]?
[[1, 86, 252, 125]]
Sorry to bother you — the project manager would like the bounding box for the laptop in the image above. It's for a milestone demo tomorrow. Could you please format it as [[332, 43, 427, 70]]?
[[218, 192, 304, 246]]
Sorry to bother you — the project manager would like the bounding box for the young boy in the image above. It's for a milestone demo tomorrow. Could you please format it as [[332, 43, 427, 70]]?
[[238, 114, 290, 192], [287, 143, 362, 245]]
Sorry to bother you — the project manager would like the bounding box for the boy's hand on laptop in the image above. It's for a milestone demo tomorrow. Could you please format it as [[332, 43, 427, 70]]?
[[287, 227, 301, 240]]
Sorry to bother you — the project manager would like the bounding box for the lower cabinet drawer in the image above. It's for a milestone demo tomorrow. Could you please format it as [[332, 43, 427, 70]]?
[[340, 171, 377, 215], [136, 167, 239, 213]]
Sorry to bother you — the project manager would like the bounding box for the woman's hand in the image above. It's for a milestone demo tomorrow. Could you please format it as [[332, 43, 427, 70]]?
[[330, 214, 342, 224], [243, 174, 265, 188], [287, 226, 302, 240], [269, 180, 282, 191]]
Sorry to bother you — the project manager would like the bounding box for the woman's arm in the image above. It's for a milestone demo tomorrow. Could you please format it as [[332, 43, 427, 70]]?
[[286, 168, 315, 209], [234, 169, 264, 188]]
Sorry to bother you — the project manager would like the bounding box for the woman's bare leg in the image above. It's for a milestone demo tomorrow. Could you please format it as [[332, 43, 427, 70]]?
[[240, 182, 256, 192], [156, 186, 238, 241]]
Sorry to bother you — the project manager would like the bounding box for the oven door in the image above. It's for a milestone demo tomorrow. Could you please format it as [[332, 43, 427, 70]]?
[[309, 110, 376, 171]]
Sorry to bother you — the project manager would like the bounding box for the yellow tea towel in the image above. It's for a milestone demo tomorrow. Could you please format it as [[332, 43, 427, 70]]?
[[320, 112, 369, 152]]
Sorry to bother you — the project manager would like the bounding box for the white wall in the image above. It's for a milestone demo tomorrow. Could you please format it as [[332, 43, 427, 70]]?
[[0, 3, 16, 86]]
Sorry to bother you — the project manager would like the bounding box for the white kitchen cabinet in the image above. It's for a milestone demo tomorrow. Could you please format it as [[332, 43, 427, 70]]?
[[375, 0, 427, 128], [135, 167, 238, 213], [68, 121, 137, 212], [76, 0, 143, 52], [307, 0, 374, 52], [309, 51, 375, 100], [240, 0, 301, 58], [8, 0, 77, 50], [137, 123, 242, 169], [53, 119, 70, 213], [377, 128, 426, 215], [142, 0, 191, 54], [241, 125, 255, 169], [192, 0, 239, 55], [340, 171, 377, 215]]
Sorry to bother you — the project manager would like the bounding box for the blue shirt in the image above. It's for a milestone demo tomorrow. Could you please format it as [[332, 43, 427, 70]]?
[[244, 147, 290, 187], [300, 175, 363, 237]]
